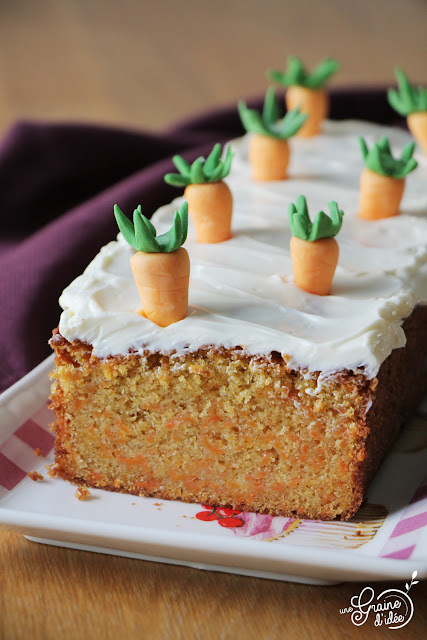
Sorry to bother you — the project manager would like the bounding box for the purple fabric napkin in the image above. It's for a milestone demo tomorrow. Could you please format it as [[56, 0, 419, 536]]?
[[0, 89, 398, 392]]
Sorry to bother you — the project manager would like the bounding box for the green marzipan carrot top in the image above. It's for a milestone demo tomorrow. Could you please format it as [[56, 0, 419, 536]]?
[[289, 195, 344, 242], [268, 56, 339, 89], [388, 68, 427, 116], [359, 136, 418, 179], [164, 143, 233, 187], [238, 87, 307, 140], [114, 202, 188, 253]]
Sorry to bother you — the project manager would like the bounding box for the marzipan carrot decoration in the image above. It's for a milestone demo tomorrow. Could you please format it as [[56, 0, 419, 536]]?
[[114, 202, 190, 327], [388, 68, 427, 156], [268, 56, 339, 137], [238, 87, 307, 181], [164, 143, 233, 243], [288, 195, 344, 296], [358, 136, 417, 220]]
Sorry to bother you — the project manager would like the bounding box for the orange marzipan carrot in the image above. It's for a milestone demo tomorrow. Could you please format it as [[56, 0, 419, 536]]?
[[130, 247, 190, 327], [286, 86, 328, 138], [408, 112, 427, 156], [249, 134, 290, 181], [184, 181, 232, 243], [359, 167, 405, 220], [290, 235, 339, 296]]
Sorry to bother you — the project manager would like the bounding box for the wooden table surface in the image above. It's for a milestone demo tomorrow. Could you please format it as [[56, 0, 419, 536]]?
[[1, 1, 426, 638]]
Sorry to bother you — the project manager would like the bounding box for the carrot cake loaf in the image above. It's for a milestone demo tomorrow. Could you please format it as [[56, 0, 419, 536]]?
[[50, 118, 427, 520]]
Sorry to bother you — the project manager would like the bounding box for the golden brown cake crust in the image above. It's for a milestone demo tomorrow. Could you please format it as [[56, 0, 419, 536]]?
[[49, 307, 427, 521]]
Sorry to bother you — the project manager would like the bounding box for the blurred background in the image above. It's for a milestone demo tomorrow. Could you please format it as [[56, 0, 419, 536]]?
[[0, 0, 425, 135]]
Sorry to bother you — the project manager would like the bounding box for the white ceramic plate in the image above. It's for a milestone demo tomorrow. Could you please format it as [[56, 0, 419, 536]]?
[[0, 356, 426, 585]]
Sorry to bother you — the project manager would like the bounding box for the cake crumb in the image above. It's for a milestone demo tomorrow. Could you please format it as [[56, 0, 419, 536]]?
[[154, 502, 163, 506], [28, 471, 44, 482], [33, 448, 43, 457], [45, 464, 56, 477], [131, 502, 136, 505], [75, 486, 91, 501]]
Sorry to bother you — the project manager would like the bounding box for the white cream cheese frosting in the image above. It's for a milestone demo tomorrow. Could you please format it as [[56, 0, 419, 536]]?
[[58, 120, 427, 379]]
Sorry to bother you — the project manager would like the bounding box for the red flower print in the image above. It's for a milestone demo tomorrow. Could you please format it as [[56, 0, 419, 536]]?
[[196, 504, 243, 528]]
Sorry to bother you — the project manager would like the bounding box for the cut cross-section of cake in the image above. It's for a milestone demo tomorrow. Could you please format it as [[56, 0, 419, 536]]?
[[50, 119, 427, 520]]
